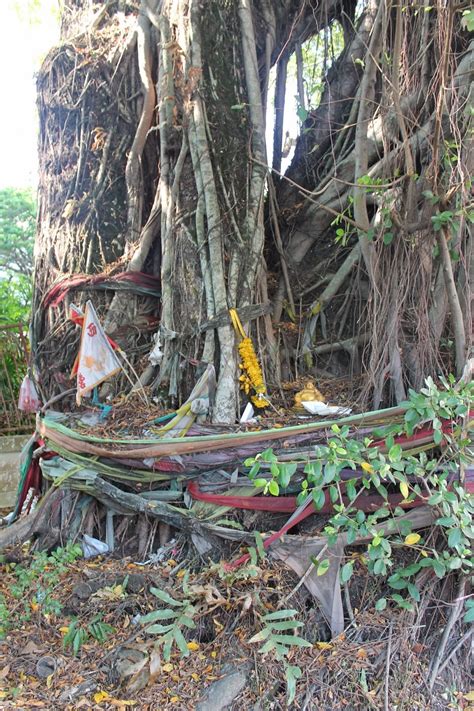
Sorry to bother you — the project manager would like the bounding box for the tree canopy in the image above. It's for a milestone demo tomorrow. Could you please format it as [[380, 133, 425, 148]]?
[[0, 187, 35, 323]]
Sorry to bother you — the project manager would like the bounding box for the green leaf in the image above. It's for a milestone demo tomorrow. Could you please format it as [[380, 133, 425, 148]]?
[[346, 480, 357, 501], [375, 597, 387, 611], [255, 531, 266, 560], [286, 664, 301, 705], [248, 627, 272, 644], [407, 583, 420, 602], [316, 559, 330, 576], [279, 463, 296, 488], [268, 480, 280, 496], [174, 628, 190, 657], [273, 634, 312, 648], [263, 609, 298, 621], [323, 462, 337, 484], [463, 607, 474, 624], [373, 559, 386, 575], [433, 559, 446, 578], [297, 105, 309, 122], [447, 528, 462, 549], [436, 516, 456, 527], [388, 444, 402, 462], [149, 588, 184, 606], [248, 462, 260, 478], [269, 620, 303, 631], [312, 488, 326, 510], [259, 639, 277, 655], [163, 636, 173, 662], [140, 609, 179, 623], [180, 615, 197, 629], [145, 623, 174, 634], [329, 485, 339, 503], [340, 562, 354, 584]]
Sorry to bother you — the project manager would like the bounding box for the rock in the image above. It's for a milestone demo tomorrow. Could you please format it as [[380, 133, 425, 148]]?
[[36, 655, 57, 678], [196, 663, 250, 711], [72, 582, 94, 600], [126, 573, 146, 593]]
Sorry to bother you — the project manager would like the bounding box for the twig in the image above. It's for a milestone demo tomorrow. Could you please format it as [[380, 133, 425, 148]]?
[[436, 627, 474, 677], [282, 544, 327, 604], [41, 388, 76, 413], [384, 622, 393, 711], [429, 576, 466, 689], [344, 582, 356, 626]]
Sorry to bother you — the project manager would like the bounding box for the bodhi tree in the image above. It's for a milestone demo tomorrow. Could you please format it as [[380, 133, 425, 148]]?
[[32, 0, 473, 420]]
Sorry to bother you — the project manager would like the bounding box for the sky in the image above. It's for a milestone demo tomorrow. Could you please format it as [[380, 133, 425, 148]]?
[[0, 1, 60, 189]]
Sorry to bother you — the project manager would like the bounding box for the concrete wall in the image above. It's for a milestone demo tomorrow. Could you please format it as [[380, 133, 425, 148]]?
[[0, 435, 29, 509]]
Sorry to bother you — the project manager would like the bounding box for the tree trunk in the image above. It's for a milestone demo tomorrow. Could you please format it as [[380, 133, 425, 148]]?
[[33, 1, 472, 416]]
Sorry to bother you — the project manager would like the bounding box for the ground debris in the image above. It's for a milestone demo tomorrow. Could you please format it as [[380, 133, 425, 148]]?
[[0, 549, 471, 709]]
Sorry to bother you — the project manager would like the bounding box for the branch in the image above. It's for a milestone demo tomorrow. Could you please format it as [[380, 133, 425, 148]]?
[[428, 577, 467, 689], [353, 0, 384, 281], [124, 2, 156, 249], [437, 227, 466, 376], [272, 53, 288, 173]]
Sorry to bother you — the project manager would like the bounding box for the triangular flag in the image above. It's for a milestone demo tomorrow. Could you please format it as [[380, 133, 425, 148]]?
[[76, 301, 122, 404]]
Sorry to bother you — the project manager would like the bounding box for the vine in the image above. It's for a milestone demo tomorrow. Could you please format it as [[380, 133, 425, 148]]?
[[245, 376, 473, 612]]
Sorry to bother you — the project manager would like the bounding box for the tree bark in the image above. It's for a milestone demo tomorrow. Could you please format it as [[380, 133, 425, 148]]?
[[33, 1, 473, 415]]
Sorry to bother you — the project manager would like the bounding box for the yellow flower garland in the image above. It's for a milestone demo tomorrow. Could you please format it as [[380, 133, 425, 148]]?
[[229, 309, 269, 408]]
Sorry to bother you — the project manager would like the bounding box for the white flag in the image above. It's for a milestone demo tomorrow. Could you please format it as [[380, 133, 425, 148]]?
[[76, 301, 122, 404]]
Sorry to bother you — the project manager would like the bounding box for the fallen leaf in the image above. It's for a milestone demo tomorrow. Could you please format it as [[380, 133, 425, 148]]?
[[109, 700, 137, 707], [315, 642, 332, 650], [59, 627, 69, 634], [356, 648, 368, 660], [404, 533, 421, 546], [464, 692, 474, 701], [361, 462, 374, 474], [187, 641, 199, 651], [162, 663, 174, 673], [170, 697, 179, 703], [20, 640, 44, 655], [176, 569, 186, 579], [210, 651, 217, 659], [94, 690, 111, 703], [149, 648, 161, 683]]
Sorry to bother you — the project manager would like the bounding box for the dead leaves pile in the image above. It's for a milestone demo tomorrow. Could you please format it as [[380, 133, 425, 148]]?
[[0, 552, 472, 710]]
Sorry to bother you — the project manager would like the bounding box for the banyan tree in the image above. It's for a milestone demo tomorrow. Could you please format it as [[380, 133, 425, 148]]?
[[32, 0, 473, 419]]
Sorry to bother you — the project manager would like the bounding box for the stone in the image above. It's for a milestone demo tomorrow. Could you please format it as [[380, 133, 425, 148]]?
[[196, 663, 250, 711]]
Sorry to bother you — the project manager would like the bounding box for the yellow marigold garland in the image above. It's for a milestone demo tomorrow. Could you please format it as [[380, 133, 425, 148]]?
[[229, 309, 269, 408]]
